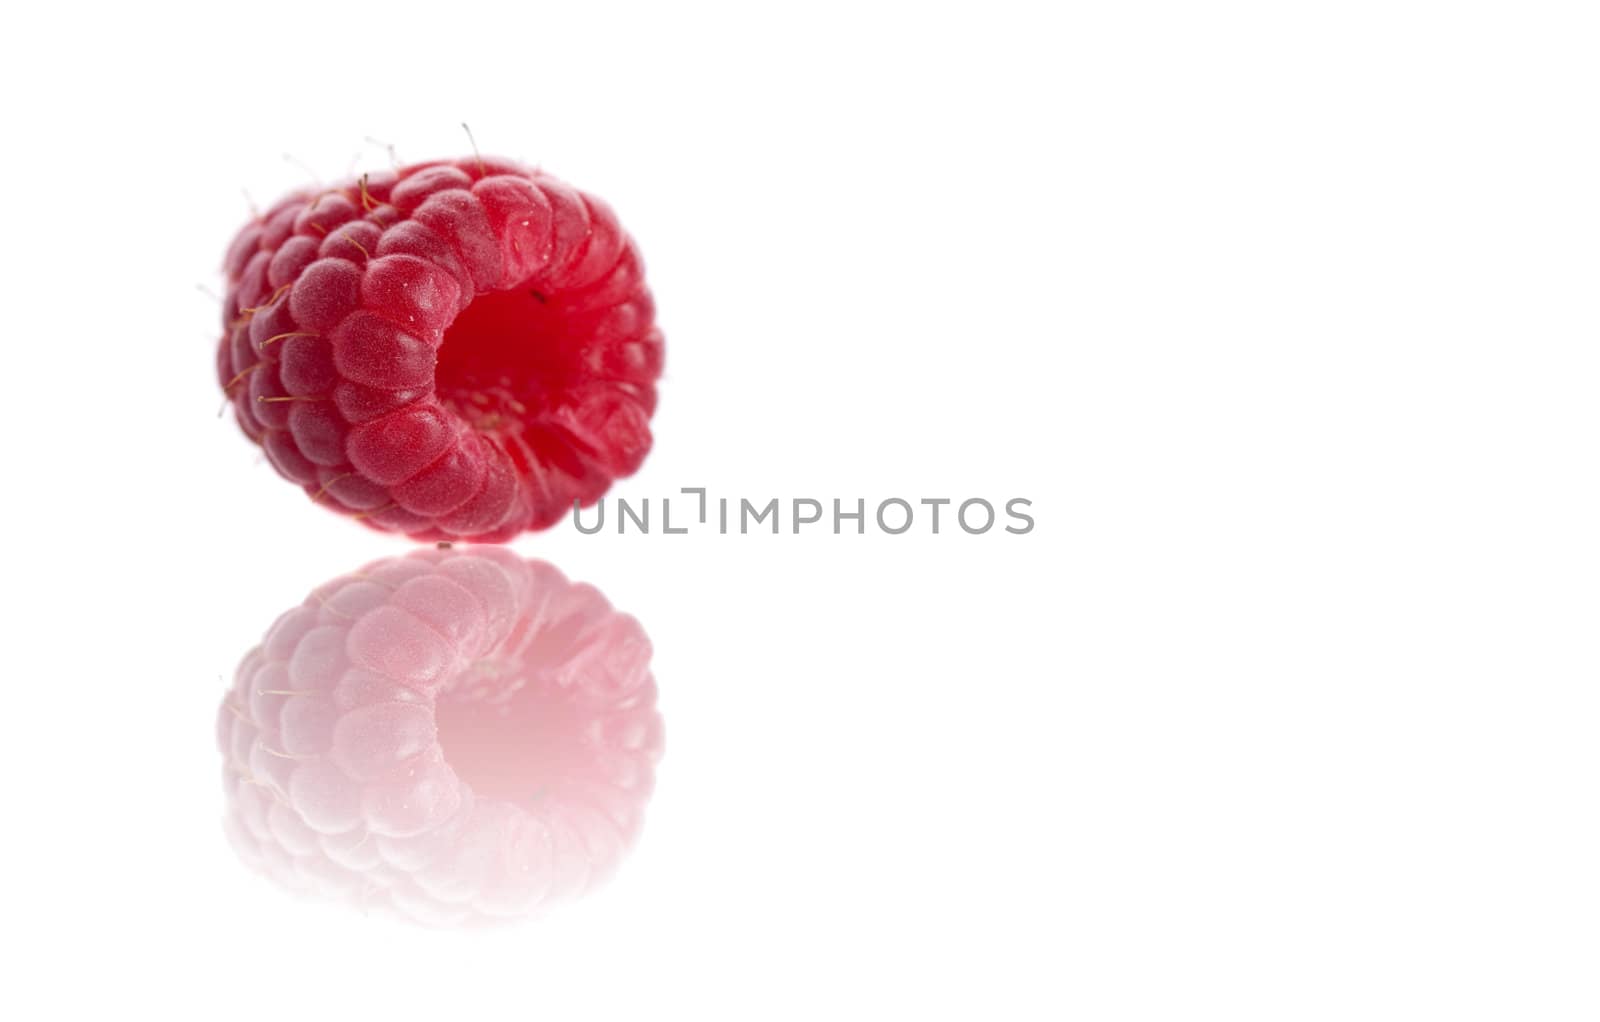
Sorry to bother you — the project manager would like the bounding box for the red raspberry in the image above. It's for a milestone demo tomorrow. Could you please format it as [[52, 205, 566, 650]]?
[[217, 548, 664, 926], [216, 157, 664, 541]]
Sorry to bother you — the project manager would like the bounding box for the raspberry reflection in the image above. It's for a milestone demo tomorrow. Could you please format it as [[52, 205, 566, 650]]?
[[217, 547, 663, 926]]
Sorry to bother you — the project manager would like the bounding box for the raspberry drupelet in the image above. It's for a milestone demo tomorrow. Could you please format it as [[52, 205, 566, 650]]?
[[216, 157, 664, 541]]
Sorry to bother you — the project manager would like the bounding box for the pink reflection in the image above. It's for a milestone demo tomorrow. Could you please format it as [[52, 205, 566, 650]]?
[[217, 547, 663, 926]]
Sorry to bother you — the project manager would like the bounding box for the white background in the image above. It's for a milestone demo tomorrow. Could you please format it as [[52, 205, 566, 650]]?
[[3, 2, 1597, 1018]]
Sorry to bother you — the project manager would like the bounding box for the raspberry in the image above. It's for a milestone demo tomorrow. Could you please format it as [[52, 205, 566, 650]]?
[[217, 157, 664, 541], [217, 548, 664, 926]]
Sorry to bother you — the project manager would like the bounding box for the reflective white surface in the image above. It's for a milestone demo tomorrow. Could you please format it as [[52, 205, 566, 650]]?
[[5, 2, 1599, 1018]]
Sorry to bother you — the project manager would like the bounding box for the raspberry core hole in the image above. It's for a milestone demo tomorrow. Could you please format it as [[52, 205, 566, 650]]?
[[436, 288, 586, 432], [434, 668, 592, 810]]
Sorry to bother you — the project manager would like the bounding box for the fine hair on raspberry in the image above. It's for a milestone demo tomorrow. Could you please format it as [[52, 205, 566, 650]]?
[[216, 156, 664, 541]]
